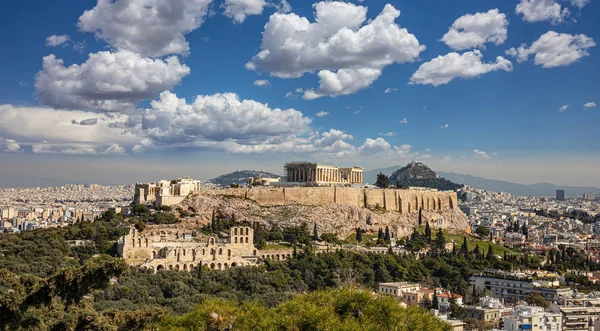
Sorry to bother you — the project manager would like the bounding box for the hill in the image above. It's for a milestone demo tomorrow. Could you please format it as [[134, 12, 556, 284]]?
[[209, 170, 281, 186], [382, 162, 463, 191]]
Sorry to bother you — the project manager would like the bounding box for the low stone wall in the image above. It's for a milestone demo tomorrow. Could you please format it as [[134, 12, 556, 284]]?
[[195, 186, 457, 215]]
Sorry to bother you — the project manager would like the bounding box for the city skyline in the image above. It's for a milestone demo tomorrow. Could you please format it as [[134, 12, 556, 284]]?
[[0, 0, 599, 187]]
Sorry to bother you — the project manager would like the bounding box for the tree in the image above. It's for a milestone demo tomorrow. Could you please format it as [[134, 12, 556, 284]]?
[[384, 226, 391, 244], [355, 228, 363, 243], [474, 226, 489, 238], [132, 204, 150, 216], [486, 245, 495, 261], [434, 228, 446, 255], [418, 208, 423, 227], [473, 244, 480, 257], [375, 173, 389, 188], [378, 228, 384, 241], [425, 221, 432, 243], [313, 223, 319, 241], [525, 293, 549, 309], [460, 236, 469, 257]]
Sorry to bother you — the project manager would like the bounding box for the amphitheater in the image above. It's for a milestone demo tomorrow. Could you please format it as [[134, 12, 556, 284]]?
[[117, 225, 295, 272]]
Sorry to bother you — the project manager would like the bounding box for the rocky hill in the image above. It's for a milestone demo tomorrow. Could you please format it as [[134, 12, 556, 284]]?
[[389, 162, 463, 191], [209, 170, 281, 186], [173, 193, 469, 239]]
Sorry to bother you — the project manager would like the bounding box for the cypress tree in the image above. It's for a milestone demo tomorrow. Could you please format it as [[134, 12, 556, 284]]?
[[355, 228, 363, 243], [313, 223, 319, 241], [418, 208, 423, 227], [486, 245, 495, 261], [378, 228, 384, 240], [503, 251, 507, 261], [384, 226, 391, 243], [460, 236, 469, 257], [473, 243, 480, 256], [425, 221, 431, 243]]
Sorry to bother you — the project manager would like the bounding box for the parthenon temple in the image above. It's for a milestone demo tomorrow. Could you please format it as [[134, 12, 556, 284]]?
[[284, 162, 363, 185]]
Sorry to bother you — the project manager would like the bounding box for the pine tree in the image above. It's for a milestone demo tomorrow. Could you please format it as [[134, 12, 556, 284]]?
[[313, 223, 319, 241], [473, 244, 480, 256], [384, 226, 391, 244]]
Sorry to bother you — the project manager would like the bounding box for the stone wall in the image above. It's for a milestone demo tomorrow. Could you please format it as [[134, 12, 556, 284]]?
[[195, 187, 457, 214]]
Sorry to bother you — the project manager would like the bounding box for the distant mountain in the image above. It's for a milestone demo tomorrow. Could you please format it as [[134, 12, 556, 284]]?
[[209, 170, 281, 186], [436, 171, 600, 197], [387, 162, 464, 191], [363, 165, 599, 197]]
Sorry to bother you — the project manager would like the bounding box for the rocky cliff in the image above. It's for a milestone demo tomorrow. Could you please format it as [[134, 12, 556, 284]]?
[[174, 193, 469, 239], [390, 162, 464, 191]]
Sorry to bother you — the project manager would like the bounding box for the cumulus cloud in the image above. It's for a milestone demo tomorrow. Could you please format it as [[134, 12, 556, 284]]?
[[559, 104, 569, 112], [248, 2, 424, 98], [441, 9, 508, 51], [35, 50, 190, 111], [400, 118, 408, 124], [302, 68, 381, 100], [358, 138, 392, 155], [516, 0, 569, 25], [0, 138, 21, 153], [78, 0, 212, 57], [584, 102, 597, 109], [72, 118, 99, 126], [384, 87, 398, 93], [439, 124, 449, 129], [103, 144, 127, 155], [410, 50, 512, 86], [253, 79, 271, 87], [45, 34, 70, 47], [473, 149, 491, 160], [506, 31, 595, 68], [315, 111, 330, 117], [223, 0, 267, 23]]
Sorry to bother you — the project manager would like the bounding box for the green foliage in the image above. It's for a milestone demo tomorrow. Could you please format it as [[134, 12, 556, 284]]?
[[525, 293, 549, 309], [159, 288, 451, 331], [475, 226, 490, 237], [375, 173, 390, 188], [132, 204, 150, 216]]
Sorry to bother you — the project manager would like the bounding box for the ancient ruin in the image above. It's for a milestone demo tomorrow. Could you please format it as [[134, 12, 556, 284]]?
[[134, 177, 201, 206], [284, 162, 363, 185]]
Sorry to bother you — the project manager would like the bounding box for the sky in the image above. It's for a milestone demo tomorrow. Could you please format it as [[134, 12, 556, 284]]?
[[0, 0, 599, 188]]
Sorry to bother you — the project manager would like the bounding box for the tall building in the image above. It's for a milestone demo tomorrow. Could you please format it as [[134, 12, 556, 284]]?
[[583, 192, 597, 200], [556, 189, 565, 201]]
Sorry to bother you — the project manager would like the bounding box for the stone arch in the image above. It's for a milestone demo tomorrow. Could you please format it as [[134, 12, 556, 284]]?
[[223, 263, 229, 270], [253, 250, 257, 256], [183, 264, 187, 271], [145, 238, 149, 247], [211, 248, 215, 255], [232, 262, 238, 267], [235, 237, 238, 243], [219, 248, 223, 255], [234, 228, 238, 235], [287, 254, 291, 258], [245, 237, 249, 243], [209, 238, 215, 245], [157, 265, 164, 271], [137, 238, 142, 247], [183, 249, 186, 256], [168, 265, 173, 270], [190, 264, 194, 270], [228, 249, 231, 258], [149, 266, 155, 273], [438, 197, 442, 210], [246, 228, 249, 235], [132, 238, 135, 247], [281, 255, 286, 260], [210, 263, 215, 270], [217, 263, 222, 270], [175, 264, 180, 271]]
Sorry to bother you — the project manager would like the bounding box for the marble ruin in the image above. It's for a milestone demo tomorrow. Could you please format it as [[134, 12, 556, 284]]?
[[117, 225, 293, 272], [284, 162, 363, 185], [134, 177, 201, 206]]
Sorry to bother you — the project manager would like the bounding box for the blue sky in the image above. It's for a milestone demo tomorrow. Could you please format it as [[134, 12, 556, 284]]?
[[0, 0, 598, 187]]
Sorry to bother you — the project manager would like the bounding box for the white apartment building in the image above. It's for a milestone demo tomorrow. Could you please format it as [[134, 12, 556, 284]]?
[[378, 282, 420, 297], [470, 274, 572, 303], [504, 305, 561, 331]]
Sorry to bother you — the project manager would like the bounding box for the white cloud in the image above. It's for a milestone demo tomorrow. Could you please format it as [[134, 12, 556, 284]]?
[[45, 34, 70, 47], [378, 132, 396, 137], [570, 0, 590, 9], [248, 2, 424, 98], [0, 138, 21, 153], [473, 149, 491, 160], [302, 68, 381, 100], [253, 79, 271, 87], [441, 9, 508, 51], [559, 104, 569, 112], [35, 50, 190, 111], [384, 87, 398, 93], [78, 0, 213, 57], [103, 144, 127, 155], [358, 138, 392, 155], [410, 50, 512, 86], [223, 0, 267, 23], [315, 111, 330, 117], [506, 31, 595, 68], [400, 117, 408, 124], [516, 0, 569, 25], [584, 102, 597, 109], [439, 124, 449, 129], [441, 155, 452, 163], [352, 110, 360, 115], [72, 118, 99, 126]]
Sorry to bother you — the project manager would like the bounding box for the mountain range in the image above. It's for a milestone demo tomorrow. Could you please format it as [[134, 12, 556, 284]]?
[[209, 170, 280, 186], [363, 165, 599, 197]]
